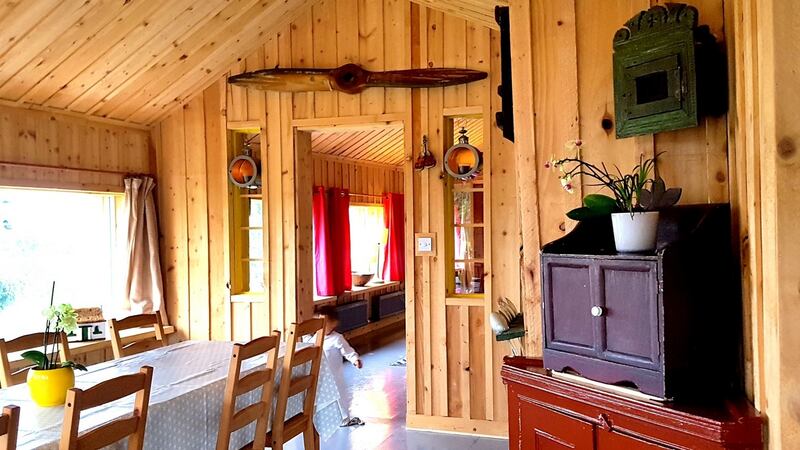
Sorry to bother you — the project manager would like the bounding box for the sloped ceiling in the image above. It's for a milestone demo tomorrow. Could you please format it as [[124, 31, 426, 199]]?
[[409, 0, 507, 30], [0, 0, 315, 126], [312, 126, 405, 166], [310, 117, 484, 167], [0, 0, 503, 128]]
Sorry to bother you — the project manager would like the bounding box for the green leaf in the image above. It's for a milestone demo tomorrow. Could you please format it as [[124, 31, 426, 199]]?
[[582, 194, 617, 212], [60, 361, 87, 371], [21, 350, 49, 370], [567, 207, 600, 221]]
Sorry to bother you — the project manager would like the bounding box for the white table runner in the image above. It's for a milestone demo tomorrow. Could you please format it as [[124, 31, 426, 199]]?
[[0, 340, 342, 450]]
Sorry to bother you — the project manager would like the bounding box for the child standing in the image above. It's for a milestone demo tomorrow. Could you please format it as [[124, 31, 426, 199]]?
[[317, 306, 365, 427]]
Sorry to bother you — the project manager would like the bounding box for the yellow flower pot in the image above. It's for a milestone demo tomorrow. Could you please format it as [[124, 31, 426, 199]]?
[[27, 367, 75, 407]]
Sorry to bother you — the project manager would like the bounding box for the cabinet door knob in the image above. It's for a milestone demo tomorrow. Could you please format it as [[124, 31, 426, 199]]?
[[591, 306, 605, 317]]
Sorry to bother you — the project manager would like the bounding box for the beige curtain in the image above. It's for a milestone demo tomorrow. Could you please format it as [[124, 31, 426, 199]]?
[[123, 176, 163, 314]]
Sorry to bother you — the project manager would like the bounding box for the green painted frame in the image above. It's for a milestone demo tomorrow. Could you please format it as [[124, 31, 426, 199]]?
[[613, 4, 702, 138]]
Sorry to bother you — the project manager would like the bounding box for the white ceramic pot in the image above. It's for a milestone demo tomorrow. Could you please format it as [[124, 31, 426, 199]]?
[[611, 211, 659, 252]]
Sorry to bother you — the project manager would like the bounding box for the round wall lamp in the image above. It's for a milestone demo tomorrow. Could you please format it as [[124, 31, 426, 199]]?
[[444, 127, 483, 180], [228, 136, 261, 188]]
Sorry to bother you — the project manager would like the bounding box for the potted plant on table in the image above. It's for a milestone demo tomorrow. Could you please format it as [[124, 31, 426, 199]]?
[[547, 140, 682, 252], [22, 302, 87, 407]]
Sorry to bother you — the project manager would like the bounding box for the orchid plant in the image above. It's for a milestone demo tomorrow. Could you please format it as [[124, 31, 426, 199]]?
[[21, 301, 87, 372], [546, 140, 681, 220]]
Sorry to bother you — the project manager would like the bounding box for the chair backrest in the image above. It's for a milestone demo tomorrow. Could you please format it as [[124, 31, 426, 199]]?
[[108, 313, 166, 359], [59, 366, 153, 450], [216, 332, 281, 450], [271, 318, 325, 443], [0, 332, 72, 388], [0, 405, 19, 450]]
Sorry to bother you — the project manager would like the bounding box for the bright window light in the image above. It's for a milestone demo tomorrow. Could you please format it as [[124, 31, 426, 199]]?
[[349, 204, 387, 275], [0, 188, 124, 338]]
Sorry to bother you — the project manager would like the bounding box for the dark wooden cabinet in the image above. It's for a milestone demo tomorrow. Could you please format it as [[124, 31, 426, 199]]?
[[502, 358, 763, 450], [541, 205, 742, 400]]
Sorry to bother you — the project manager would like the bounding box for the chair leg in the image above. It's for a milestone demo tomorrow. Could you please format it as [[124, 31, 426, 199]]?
[[303, 421, 317, 450]]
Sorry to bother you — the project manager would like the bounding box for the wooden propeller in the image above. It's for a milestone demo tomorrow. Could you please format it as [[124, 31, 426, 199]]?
[[227, 63, 487, 94]]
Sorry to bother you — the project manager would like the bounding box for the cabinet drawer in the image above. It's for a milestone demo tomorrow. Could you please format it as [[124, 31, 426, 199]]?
[[517, 400, 594, 450]]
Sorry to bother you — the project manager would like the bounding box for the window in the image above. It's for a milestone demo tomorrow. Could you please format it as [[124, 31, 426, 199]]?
[[445, 116, 487, 297], [349, 204, 387, 276], [0, 188, 124, 337], [229, 131, 265, 296]]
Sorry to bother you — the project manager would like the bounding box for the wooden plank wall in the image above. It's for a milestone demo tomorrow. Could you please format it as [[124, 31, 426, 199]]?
[[0, 105, 151, 192], [405, 4, 520, 436], [311, 154, 404, 203], [729, 0, 800, 447], [509, 0, 730, 354], [153, 0, 519, 436]]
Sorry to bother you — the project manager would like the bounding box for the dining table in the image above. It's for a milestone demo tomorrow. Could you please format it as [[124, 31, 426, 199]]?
[[0, 340, 343, 450]]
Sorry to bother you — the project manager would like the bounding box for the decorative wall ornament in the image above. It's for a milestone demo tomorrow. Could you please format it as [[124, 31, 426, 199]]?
[[613, 3, 727, 138], [227, 135, 260, 189], [228, 63, 487, 94], [414, 135, 436, 171], [444, 128, 483, 180]]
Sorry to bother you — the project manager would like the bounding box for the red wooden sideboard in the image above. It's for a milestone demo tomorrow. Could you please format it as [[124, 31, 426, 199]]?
[[501, 358, 763, 450]]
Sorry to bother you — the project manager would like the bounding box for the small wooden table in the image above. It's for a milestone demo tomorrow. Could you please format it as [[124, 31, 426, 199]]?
[[501, 357, 763, 450]]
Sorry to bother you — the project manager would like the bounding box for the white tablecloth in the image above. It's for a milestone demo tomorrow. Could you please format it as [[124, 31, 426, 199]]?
[[0, 340, 342, 450]]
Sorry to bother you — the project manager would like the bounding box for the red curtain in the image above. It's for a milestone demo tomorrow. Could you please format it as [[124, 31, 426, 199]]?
[[328, 188, 352, 292], [313, 186, 336, 296], [382, 193, 405, 281]]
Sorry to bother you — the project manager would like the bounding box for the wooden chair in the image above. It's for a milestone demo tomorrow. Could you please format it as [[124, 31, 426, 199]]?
[[268, 318, 325, 450], [216, 332, 282, 450], [60, 366, 153, 450], [108, 313, 166, 359], [0, 332, 72, 388], [0, 405, 20, 450]]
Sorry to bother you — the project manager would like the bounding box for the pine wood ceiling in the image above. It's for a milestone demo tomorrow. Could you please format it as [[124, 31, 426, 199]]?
[[0, 0, 314, 126], [310, 117, 484, 167], [409, 0, 507, 30], [311, 127, 405, 166], [0, 0, 504, 128]]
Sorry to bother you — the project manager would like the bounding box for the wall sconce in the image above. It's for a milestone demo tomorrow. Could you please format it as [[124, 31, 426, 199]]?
[[444, 128, 483, 180], [228, 135, 261, 189]]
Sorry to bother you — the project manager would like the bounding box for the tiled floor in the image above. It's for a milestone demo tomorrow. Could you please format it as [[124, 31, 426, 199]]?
[[285, 327, 508, 450]]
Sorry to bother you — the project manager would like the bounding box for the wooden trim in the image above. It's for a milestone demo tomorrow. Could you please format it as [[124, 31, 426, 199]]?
[[0, 99, 151, 131], [405, 414, 508, 438], [0, 177, 125, 194], [226, 120, 262, 131], [442, 105, 483, 117], [444, 297, 485, 307], [0, 161, 144, 178], [292, 113, 406, 130], [509, 0, 544, 357]]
